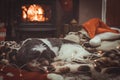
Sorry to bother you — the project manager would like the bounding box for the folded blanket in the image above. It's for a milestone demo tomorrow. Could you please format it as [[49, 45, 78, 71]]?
[[82, 18, 119, 38]]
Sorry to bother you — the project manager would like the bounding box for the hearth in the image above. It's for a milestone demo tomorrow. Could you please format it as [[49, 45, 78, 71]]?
[[15, 0, 57, 40]]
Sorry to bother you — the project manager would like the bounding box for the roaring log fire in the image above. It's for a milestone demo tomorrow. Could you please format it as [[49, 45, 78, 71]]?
[[22, 4, 48, 22]]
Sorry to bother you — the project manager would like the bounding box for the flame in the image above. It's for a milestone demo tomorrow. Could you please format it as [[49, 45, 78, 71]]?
[[22, 4, 46, 21]]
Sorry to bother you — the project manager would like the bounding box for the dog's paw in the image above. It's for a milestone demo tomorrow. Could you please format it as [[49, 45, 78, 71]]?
[[47, 73, 64, 80]]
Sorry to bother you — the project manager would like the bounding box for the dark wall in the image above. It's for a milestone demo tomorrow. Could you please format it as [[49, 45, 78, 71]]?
[[78, 0, 102, 24], [56, 0, 79, 37], [106, 0, 120, 27]]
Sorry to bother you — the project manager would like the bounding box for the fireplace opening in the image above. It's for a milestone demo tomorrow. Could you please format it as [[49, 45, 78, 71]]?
[[22, 4, 51, 22]]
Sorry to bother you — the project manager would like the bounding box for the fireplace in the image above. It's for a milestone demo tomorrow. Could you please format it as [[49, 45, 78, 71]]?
[[15, 0, 57, 40]]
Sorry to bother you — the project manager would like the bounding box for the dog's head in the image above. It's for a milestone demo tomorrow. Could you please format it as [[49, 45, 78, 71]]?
[[25, 58, 55, 73], [16, 38, 56, 71]]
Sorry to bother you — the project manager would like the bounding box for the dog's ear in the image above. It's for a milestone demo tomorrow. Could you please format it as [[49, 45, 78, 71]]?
[[9, 49, 17, 63], [40, 49, 56, 62]]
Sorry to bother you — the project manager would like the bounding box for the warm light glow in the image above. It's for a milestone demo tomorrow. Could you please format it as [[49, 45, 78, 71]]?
[[22, 4, 46, 22]]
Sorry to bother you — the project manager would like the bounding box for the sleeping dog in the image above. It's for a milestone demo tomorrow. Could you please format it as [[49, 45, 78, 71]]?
[[16, 38, 91, 72]]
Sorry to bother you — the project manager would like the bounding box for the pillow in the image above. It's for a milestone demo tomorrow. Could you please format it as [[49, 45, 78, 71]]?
[[89, 32, 120, 47]]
